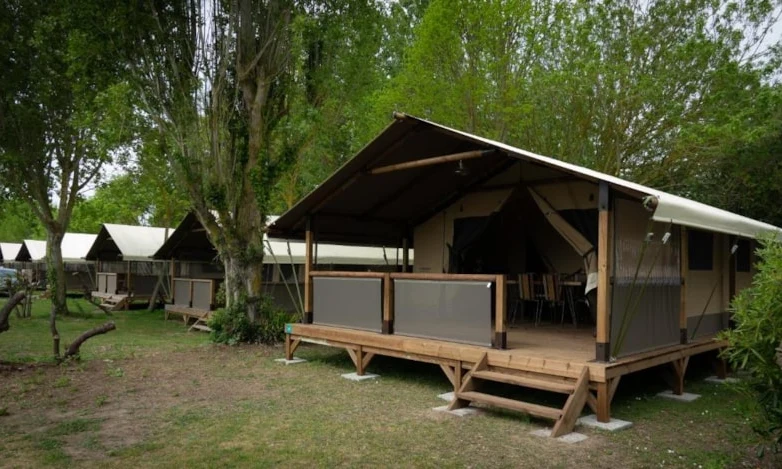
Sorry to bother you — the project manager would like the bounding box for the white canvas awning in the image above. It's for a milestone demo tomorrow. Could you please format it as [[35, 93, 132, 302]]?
[[0, 242, 22, 263], [264, 238, 410, 266]]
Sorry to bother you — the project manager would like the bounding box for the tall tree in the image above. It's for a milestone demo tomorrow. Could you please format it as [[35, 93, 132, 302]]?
[[124, 0, 388, 322], [370, 0, 782, 189], [0, 0, 133, 357]]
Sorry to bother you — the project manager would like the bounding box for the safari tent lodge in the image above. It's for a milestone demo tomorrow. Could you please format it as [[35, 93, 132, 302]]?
[[85, 224, 172, 311], [268, 113, 780, 437]]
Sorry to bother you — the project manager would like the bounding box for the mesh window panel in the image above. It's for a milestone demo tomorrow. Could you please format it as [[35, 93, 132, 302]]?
[[312, 277, 382, 332], [394, 279, 492, 346], [192, 281, 212, 310], [611, 198, 681, 357], [132, 275, 157, 295], [173, 279, 191, 306]]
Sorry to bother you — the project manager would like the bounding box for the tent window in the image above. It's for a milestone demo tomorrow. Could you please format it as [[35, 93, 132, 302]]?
[[688, 230, 713, 271], [736, 239, 751, 272]]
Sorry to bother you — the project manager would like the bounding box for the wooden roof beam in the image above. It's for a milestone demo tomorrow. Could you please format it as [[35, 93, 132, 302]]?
[[368, 149, 496, 175]]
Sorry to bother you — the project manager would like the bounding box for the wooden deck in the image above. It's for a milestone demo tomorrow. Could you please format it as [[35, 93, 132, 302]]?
[[284, 322, 727, 425]]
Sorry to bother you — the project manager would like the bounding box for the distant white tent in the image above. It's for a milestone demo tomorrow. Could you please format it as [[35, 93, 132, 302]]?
[[86, 224, 174, 261], [16, 239, 47, 262], [0, 242, 22, 263]]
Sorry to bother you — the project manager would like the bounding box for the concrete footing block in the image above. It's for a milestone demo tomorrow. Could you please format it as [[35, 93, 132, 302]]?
[[437, 392, 455, 402], [274, 358, 307, 365], [530, 429, 588, 443], [704, 376, 739, 384], [577, 414, 633, 431], [657, 390, 701, 402], [432, 405, 483, 417], [341, 372, 379, 381]]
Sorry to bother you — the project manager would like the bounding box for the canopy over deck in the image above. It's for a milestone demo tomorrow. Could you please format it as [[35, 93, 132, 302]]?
[[269, 113, 781, 244], [86, 224, 173, 262], [0, 242, 22, 263]]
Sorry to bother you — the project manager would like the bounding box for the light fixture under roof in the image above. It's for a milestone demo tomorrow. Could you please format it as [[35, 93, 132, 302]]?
[[455, 160, 469, 177]]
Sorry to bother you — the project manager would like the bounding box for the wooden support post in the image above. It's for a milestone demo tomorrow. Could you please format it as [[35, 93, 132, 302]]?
[[382, 273, 394, 334], [402, 237, 410, 273], [303, 218, 314, 324], [494, 274, 507, 349], [188, 279, 194, 308], [715, 354, 728, 380], [728, 235, 736, 306], [454, 361, 463, 392], [596, 182, 612, 361], [596, 381, 611, 423], [285, 334, 293, 360], [170, 258, 176, 301], [680, 227, 689, 344], [670, 357, 690, 395]]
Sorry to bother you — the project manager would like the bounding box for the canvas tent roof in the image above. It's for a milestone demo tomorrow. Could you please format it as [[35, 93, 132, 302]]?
[[16, 240, 47, 262], [269, 113, 782, 245], [61, 233, 98, 263], [86, 224, 173, 262], [0, 242, 22, 263], [154, 211, 410, 266]]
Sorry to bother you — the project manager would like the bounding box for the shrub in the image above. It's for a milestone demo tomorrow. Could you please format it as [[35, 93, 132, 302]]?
[[722, 235, 782, 451], [208, 296, 294, 345]]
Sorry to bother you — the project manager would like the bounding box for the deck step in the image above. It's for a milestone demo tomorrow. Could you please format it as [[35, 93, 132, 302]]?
[[456, 391, 562, 420], [471, 370, 575, 394]]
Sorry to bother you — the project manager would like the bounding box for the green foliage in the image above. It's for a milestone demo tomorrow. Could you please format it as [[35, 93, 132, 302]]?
[[208, 297, 293, 345], [0, 199, 45, 242], [722, 235, 782, 448]]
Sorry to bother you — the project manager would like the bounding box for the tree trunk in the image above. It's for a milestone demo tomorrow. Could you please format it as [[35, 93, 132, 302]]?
[[46, 230, 66, 360], [0, 291, 26, 334], [223, 252, 264, 323], [64, 322, 116, 358], [46, 231, 68, 317]]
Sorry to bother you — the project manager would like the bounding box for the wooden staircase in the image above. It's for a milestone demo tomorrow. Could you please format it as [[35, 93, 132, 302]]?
[[98, 294, 130, 312], [448, 353, 590, 437]]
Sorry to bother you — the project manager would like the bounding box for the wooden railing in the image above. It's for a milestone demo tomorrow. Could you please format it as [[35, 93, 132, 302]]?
[[171, 278, 216, 311], [307, 271, 507, 349]]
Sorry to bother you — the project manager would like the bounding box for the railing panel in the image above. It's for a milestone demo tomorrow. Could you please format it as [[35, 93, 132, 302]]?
[[106, 274, 117, 294], [173, 279, 191, 306], [192, 280, 213, 310], [394, 279, 492, 346], [312, 276, 382, 332]]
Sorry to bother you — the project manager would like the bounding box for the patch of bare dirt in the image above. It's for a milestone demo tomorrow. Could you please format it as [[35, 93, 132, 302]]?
[[0, 344, 282, 462]]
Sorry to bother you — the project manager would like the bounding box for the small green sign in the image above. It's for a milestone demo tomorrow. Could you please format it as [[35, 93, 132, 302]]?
[[285, 324, 293, 334]]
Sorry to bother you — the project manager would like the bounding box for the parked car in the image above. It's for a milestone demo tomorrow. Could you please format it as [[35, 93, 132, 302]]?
[[0, 267, 18, 294]]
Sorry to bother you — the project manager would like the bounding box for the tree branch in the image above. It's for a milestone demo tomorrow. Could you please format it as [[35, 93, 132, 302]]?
[[0, 291, 26, 334], [63, 322, 116, 358]]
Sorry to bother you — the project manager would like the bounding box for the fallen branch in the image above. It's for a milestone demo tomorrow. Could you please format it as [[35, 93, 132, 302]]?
[[0, 291, 26, 334], [63, 322, 116, 358]]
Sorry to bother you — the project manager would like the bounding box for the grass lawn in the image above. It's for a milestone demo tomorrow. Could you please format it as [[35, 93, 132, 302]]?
[[0, 297, 779, 468]]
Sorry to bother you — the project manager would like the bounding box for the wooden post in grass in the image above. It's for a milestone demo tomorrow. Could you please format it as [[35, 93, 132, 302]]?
[[303, 217, 314, 324], [596, 181, 612, 362]]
